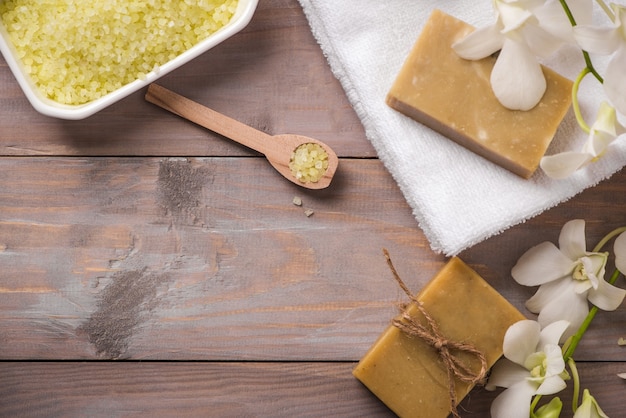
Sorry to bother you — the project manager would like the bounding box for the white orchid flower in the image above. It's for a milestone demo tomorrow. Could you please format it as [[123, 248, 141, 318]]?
[[512, 219, 626, 339], [452, 0, 590, 110], [574, 3, 626, 116], [540, 101, 626, 178], [573, 389, 609, 418], [487, 320, 569, 418]]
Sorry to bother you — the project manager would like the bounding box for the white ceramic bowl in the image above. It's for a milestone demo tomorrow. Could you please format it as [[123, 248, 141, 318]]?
[[0, 0, 258, 120]]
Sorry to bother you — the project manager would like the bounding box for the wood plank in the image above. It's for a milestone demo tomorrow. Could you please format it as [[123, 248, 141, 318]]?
[[0, 1, 375, 158], [1, 361, 624, 417], [3, 0, 625, 415], [1, 157, 624, 361], [0, 157, 437, 360]]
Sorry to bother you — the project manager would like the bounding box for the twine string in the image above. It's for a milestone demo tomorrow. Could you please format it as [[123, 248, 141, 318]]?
[[383, 249, 488, 418]]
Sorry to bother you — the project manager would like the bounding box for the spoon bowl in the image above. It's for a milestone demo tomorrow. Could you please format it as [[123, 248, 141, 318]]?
[[145, 84, 338, 189]]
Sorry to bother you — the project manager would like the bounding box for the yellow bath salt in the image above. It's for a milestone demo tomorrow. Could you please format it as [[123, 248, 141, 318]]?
[[0, 0, 239, 105], [289, 143, 330, 184]]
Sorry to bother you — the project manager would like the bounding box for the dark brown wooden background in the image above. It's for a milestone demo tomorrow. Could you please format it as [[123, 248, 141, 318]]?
[[1, 1, 624, 416]]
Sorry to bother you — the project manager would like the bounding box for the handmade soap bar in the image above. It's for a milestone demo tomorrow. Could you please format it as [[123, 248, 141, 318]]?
[[353, 257, 525, 418], [386, 10, 573, 178]]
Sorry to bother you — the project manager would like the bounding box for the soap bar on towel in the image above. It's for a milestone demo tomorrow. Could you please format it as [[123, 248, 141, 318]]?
[[353, 257, 525, 417], [386, 9, 573, 178]]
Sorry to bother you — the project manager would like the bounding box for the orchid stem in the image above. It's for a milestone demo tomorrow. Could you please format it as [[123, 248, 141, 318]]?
[[559, 0, 576, 25], [572, 68, 592, 134], [529, 395, 542, 418], [558, 0, 605, 81], [582, 52, 603, 84], [568, 357, 581, 413], [593, 226, 626, 252], [559, 0, 604, 131]]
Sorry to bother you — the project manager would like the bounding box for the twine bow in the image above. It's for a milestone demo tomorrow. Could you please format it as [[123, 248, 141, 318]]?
[[383, 249, 488, 418]]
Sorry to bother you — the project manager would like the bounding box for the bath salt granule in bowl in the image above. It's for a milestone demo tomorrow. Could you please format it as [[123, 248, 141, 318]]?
[[0, 0, 258, 119]]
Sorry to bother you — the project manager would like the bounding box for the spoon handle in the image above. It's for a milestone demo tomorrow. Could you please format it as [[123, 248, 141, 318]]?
[[145, 84, 270, 154]]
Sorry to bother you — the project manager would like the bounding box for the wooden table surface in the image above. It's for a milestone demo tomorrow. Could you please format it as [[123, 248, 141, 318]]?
[[1, 1, 625, 416]]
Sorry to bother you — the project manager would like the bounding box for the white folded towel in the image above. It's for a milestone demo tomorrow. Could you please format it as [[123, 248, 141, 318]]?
[[297, 0, 626, 255]]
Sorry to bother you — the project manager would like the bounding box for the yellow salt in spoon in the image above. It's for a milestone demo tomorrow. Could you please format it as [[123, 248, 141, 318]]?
[[145, 84, 338, 189]]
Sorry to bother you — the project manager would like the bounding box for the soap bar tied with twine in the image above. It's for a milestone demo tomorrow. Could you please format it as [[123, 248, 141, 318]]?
[[353, 252, 525, 417], [384, 249, 488, 418]]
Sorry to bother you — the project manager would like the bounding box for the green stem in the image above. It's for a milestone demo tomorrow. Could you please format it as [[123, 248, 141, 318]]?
[[568, 357, 581, 413], [557, 0, 606, 82], [572, 68, 592, 134], [593, 226, 626, 252], [582, 51, 604, 84], [559, 0, 577, 25], [530, 395, 542, 418]]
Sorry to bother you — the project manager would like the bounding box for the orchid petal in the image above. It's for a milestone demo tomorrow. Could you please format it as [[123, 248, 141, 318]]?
[[490, 380, 537, 418], [536, 290, 589, 340], [588, 278, 626, 311], [590, 102, 626, 138], [603, 47, 626, 117], [539, 320, 570, 347], [535, 374, 567, 395], [540, 150, 592, 179], [543, 103, 625, 176], [497, 1, 534, 32], [615, 231, 626, 273], [503, 320, 541, 366], [486, 358, 531, 390], [559, 219, 587, 260], [509, 0, 548, 10], [512, 242, 576, 286], [521, 23, 566, 57], [584, 130, 617, 158], [540, 149, 593, 178], [452, 23, 505, 60], [614, 3, 626, 24], [533, 0, 579, 41], [587, 252, 607, 279], [525, 279, 571, 313], [536, 0, 593, 35], [565, 0, 594, 25], [573, 278, 594, 294], [577, 254, 605, 290], [490, 38, 546, 110], [573, 25, 622, 55], [615, 4, 626, 33], [524, 351, 547, 378], [543, 343, 566, 374]]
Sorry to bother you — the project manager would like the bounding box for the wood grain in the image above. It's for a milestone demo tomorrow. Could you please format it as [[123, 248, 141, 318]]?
[[1, 0, 625, 416], [0, 157, 438, 360], [1, 362, 624, 417], [0, 157, 624, 362]]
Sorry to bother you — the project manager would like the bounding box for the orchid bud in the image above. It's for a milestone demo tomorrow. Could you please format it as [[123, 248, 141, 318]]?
[[573, 389, 609, 418], [534, 396, 563, 418]]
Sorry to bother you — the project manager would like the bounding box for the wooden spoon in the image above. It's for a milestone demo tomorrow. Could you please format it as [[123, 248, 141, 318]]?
[[145, 84, 338, 190]]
